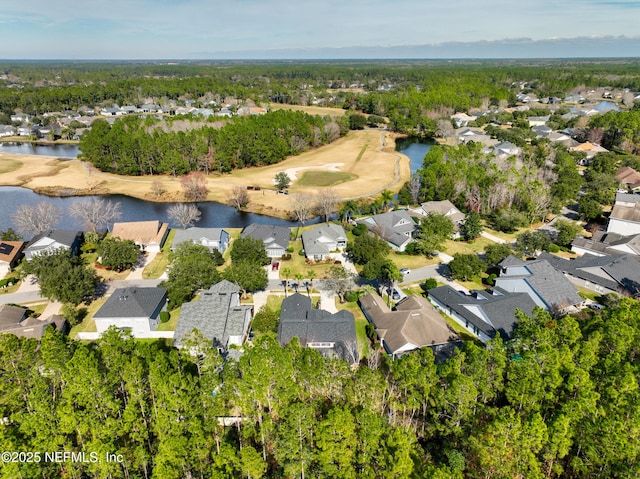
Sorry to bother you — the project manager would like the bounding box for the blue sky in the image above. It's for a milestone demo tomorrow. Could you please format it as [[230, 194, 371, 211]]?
[[1, 0, 640, 59]]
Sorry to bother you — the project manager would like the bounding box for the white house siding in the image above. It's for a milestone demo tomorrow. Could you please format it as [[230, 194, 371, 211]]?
[[572, 246, 606, 257], [266, 247, 285, 258], [428, 298, 492, 343], [94, 316, 160, 335], [608, 219, 640, 236]]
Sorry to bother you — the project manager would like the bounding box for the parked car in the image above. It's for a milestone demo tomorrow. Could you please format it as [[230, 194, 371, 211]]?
[[400, 268, 411, 275], [271, 261, 280, 271]]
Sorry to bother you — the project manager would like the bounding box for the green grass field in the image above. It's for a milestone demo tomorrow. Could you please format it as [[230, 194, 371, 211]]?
[[297, 170, 357, 187]]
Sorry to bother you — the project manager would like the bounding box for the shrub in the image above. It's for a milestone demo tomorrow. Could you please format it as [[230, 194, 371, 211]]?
[[281, 253, 292, 261], [404, 242, 421, 256], [351, 223, 368, 236], [286, 247, 294, 253], [159, 311, 170, 323], [420, 278, 438, 293], [344, 291, 359, 302]]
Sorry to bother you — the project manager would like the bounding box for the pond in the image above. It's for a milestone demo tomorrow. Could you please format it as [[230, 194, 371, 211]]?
[[0, 142, 80, 158], [395, 137, 434, 173], [0, 186, 305, 235]]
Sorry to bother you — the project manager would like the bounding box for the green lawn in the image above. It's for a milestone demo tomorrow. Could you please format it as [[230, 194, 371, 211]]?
[[143, 229, 177, 279], [335, 298, 371, 358], [279, 239, 340, 279], [157, 307, 181, 331], [440, 311, 482, 344], [443, 236, 496, 256], [389, 251, 440, 270], [143, 252, 171, 279], [297, 171, 357, 187]]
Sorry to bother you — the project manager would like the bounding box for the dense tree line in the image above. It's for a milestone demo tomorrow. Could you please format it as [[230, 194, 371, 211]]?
[[1, 299, 639, 478], [3, 60, 640, 134], [79, 110, 346, 176]]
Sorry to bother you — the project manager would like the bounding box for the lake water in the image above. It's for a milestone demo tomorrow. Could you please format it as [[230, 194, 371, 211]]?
[[0, 142, 80, 158], [0, 139, 429, 236], [0, 186, 303, 235], [395, 137, 433, 173]]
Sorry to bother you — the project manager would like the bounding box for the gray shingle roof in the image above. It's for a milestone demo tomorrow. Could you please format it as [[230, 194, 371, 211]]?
[[94, 287, 167, 319], [174, 280, 252, 349], [301, 224, 347, 257], [241, 224, 291, 250], [278, 293, 358, 363], [542, 252, 640, 295], [172, 227, 228, 249], [358, 210, 416, 248], [25, 230, 82, 252], [427, 285, 537, 339], [496, 258, 582, 310]]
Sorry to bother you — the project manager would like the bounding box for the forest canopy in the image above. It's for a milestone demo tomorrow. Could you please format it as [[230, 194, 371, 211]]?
[[78, 110, 347, 176]]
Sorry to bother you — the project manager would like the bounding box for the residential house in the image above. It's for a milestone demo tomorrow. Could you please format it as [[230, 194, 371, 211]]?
[[24, 230, 83, 261], [10, 113, 31, 123], [450, 113, 476, 128], [572, 230, 640, 257], [411, 200, 465, 237], [172, 227, 231, 254], [277, 292, 358, 364], [541, 252, 640, 297], [112, 220, 169, 252], [100, 106, 123, 116], [0, 125, 16, 137], [301, 224, 347, 261], [616, 167, 640, 193], [456, 128, 495, 147], [174, 280, 253, 352], [527, 115, 550, 127], [428, 285, 537, 342], [494, 141, 522, 158], [93, 287, 167, 335], [564, 93, 585, 104], [0, 305, 68, 340], [0, 241, 25, 277], [357, 210, 417, 251], [120, 105, 137, 114], [495, 256, 583, 313], [241, 224, 291, 258], [531, 125, 553, 138], [570, 141, 608, 159], [607, 193, 640, 236], [359, 293, 458, 358]]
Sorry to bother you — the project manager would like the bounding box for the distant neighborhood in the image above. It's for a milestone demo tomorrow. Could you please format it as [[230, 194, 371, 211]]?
[[1, 71, 640, 365]]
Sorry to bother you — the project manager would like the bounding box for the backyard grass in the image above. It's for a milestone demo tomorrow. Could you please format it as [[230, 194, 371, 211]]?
[[279, 239, 340, 279], [443, 236, 496, 256], [266, 294, 286, 312], [142, 229, 176, 279], [143, 252, 171, 279], [67, 295, 104, 338], [0, 158, 21, 174], [157, 307, 181, 331], [21, 302, 47, 317], [389, 252, 440, 269], [222, 228, 243, 266], [335, 298, 371, 358], [439, 312, 482, 344], [297, 170, 357, 187]]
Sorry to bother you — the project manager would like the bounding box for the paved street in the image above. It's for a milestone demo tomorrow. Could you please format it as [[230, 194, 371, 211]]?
[[398, 263, 470, 294]]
